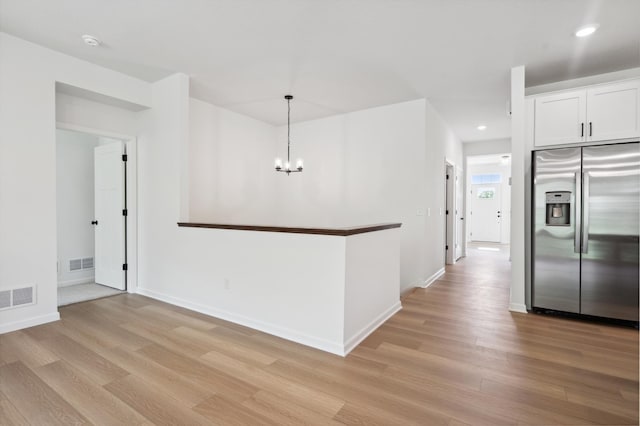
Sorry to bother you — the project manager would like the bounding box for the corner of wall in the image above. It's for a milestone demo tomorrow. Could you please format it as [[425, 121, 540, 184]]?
[[509, 65, 527, 312]]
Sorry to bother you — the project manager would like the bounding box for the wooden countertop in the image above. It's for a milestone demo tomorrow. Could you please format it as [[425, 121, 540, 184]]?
[[177, 222, 402, 236]]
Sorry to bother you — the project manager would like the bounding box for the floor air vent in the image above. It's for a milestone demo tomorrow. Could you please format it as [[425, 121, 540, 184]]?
[[69, 257, 94, 271], [0, 285, 36, 311]]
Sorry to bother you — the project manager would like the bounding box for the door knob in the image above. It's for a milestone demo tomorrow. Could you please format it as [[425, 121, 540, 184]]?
[[91, 220, 98, 225]]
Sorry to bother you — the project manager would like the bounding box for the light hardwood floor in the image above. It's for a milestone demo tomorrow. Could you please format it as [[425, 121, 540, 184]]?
[[1, 245, 638, 425]]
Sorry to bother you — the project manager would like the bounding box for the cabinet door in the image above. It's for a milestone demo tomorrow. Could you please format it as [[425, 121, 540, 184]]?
[[534, 90, 586, 147], [587, 80, 640, 142]]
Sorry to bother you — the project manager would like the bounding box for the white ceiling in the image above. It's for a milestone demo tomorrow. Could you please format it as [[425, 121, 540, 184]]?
[[1, 0, 638, 142]]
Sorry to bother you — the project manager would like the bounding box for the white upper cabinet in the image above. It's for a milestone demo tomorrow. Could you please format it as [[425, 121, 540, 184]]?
[[534, 90, 586, 147], [533, 79, 640, 147], [586, 80, 640, 142]]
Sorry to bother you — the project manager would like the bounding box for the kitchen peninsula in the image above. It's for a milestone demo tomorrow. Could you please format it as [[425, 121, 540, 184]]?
[[164, 222, 403, 356]]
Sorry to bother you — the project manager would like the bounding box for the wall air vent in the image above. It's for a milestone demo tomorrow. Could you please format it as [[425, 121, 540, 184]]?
[[69, 259, 82, 271], [0, 290, 10, 309], [82, 257, 94, 269], [13, 287, 33, 306], [0, 285, 36, 311]]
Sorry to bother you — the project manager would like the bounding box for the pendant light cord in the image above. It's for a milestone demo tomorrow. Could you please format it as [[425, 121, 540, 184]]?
[[287, 97, 291, 164]]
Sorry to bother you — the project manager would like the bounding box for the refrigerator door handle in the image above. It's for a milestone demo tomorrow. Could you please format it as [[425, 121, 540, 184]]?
[[575, 172, 582, 253], [583, 172, 590, 253]]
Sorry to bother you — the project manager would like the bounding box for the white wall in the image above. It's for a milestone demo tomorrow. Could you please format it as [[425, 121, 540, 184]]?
[[188, 98, 463, 293], [509, 66, 527, 313], [189, 98, 278, 222], [423, 101, 464, 280], [56, 93, 139, 136], [344, 229, 401, 352], [0, 32, 149, 332], [278, 99, 430, 290], [138, 75, 351, 353], [56, 129, 100, 286], [463, 138, 511, 157]]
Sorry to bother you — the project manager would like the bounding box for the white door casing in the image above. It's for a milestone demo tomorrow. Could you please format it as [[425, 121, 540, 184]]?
[[471, 183, 501, 243], [94, 140, 126, 290], [455, 167, 464, 260]]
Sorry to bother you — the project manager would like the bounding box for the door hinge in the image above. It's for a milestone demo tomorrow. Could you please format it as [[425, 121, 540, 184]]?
[[122, 263, 128, 271], [122, 154, 128, 162], [446, 245, 449, 250], [446, 174, 450, 180], [122, 209, 128, 216], [446, 210, 449, 215]]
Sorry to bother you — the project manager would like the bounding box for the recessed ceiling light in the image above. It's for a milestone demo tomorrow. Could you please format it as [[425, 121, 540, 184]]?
[[575, 25, 599, 38], [477, 125, 487, 131], [82, 34, 101, 47]]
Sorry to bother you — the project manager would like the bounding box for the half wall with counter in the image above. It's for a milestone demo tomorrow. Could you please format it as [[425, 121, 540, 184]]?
[[136, 222, 402, 356]]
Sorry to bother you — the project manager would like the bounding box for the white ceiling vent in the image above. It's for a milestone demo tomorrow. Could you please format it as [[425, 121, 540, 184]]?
[[0, 285, 36, 311]]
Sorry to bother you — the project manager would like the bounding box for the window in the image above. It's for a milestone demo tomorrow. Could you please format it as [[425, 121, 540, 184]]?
[[471, 173, 502, 184], [477, 187, 496, 199]]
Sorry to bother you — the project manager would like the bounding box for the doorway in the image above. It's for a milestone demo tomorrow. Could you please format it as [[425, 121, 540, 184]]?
[[56, 127, 133, 306], [466, 154, 511, 245], [445, 161, 462, 264]]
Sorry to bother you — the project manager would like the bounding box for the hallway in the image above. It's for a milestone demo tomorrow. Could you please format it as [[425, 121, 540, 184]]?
[[390, 244, 638, 424]]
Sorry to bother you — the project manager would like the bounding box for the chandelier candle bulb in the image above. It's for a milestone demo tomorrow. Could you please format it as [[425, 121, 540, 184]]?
[[296, 159, 304, 170], [275, 158, 282, 169]]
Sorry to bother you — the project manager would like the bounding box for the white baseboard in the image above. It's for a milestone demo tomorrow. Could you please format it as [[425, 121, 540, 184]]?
[[0, 312, 60, 334], [509, 303, 528, 314], [58, 277, 94, 288], [418, 267, 445, 288], [136, 287, 345, 356], [343, 301, 402, 356]]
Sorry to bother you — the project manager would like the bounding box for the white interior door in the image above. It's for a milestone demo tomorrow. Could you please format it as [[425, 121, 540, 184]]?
[[471, 184, 501, 243], [455, 168, 464, 259], [445, 165, 455, 264], [94, 141, 125, 290]]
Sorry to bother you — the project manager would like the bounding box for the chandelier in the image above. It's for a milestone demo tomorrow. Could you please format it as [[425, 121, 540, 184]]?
[[274, 95, 303, 175]]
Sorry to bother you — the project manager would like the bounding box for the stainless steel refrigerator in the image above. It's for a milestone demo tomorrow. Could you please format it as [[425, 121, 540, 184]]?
[[533, 142, 640, 322]]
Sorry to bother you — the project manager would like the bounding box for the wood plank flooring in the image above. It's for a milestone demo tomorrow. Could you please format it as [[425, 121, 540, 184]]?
[[1, 244, 637, 425]]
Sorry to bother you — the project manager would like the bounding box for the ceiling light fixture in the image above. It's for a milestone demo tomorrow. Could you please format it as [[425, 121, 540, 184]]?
[[477, 125, 487, 131], [275, 95, 303, 175], [82, 34, 101, 47], [575, 25, 599, 38]]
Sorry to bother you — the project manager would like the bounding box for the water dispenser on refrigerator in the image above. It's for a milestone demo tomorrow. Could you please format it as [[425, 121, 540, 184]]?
[[545, 191, 571, 226]]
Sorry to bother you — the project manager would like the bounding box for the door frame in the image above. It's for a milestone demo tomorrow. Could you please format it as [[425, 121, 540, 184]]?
[[445, 160, 456, 265], [55, 122, 138, 295]]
